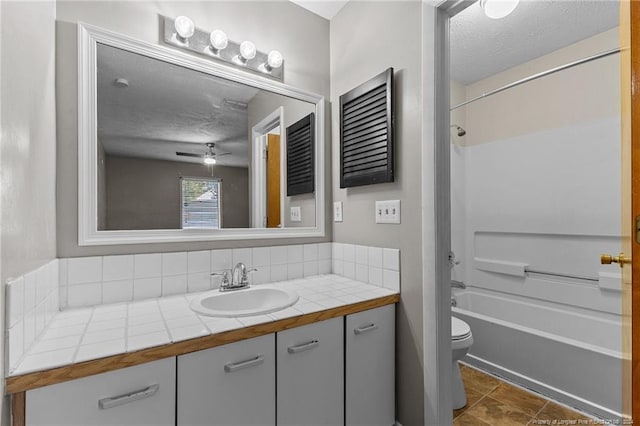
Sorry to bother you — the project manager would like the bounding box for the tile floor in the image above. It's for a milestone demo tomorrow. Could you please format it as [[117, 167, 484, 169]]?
[[454, 363, 593, 425]]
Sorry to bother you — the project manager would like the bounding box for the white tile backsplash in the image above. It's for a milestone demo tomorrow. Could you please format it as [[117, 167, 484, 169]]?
[[252, 247, 270, 267], [332, 243, 401, 291], [134, 254, 162, 278], [102, 255, 134, 282], [187, 251, 210, 274], [162, 252, 187, 276], [6, 259, 60, 373], [383, 248, 400, 271], [211, 249, 232, 272], [68, 257, 102, 285]]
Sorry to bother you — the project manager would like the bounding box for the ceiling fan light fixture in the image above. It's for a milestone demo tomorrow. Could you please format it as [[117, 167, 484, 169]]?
[[204, 153, 217, 165], [479, 0, 520, 19]]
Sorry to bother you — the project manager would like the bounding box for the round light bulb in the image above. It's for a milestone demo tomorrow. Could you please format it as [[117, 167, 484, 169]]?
[[267, 50, 284, 69], [204, 155, 216, 165], [174, 16, 195, 40], [209, 30, 228, 51], [239, 41, 257, 61], [479, 0, 520, 19]]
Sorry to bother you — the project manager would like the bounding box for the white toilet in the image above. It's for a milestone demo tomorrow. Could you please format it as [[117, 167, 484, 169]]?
[[451, 316, 473, 409]]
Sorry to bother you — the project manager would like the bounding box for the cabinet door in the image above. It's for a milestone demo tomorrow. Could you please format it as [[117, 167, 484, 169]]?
[[177, 334, 275, 426], [26, 357, 176, 426], [277, 317, 344, 426], [345, 304, 395, 426]]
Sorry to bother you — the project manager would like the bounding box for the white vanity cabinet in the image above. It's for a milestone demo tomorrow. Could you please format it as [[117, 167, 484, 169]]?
[[25, 358, 176, 426], [177, 334, 276, 426], [345, 304, 396, 426], [276, 317, 344, 426]]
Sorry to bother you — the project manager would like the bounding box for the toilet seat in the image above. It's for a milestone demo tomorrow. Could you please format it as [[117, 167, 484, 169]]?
[[452, 317, 471, 340]]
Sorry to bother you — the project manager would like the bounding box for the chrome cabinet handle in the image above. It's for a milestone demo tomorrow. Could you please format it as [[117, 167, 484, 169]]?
[[98, 384, 159, 410], [287, 339, 319, 354], [354, 323, 378, 335], [224, 354, 264, 373]]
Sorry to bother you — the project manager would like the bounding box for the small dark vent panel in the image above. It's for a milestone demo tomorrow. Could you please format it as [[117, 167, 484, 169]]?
[[340, 68, 394, 188], [286, 113, 315, 196]]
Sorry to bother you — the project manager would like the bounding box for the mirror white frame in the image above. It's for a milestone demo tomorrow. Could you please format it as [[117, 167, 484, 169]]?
[[78, 23, 325, 246]]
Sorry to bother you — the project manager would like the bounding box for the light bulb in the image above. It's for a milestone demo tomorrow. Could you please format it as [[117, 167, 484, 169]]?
[[479, 0, 520, 19], [174, 16, 195, 40], [209, 30, 228, 52], [239, 41, 256, 61], [204, 154, 216, 165], [267, 50, 283, 69]]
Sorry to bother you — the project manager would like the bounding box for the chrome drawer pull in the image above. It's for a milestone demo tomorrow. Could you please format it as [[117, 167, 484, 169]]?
[[354, 323, 378, 335], [224, 354, 264, 373], [287, 339, 319, 354], [98, 384, 159, 410]]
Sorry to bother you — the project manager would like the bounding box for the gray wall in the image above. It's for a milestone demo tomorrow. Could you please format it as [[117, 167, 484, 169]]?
[[56, 1, 331, 256], [247, 90, 317, 228], [1, 1, 58, 424], [104, 156, 249, 230], [330, 2, 425, 425]]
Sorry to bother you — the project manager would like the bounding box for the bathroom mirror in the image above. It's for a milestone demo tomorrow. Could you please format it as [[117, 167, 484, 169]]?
[[78, 24, 325, 245]]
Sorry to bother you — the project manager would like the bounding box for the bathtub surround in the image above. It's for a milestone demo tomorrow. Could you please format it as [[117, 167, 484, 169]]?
[[5, 260, 59, 373]]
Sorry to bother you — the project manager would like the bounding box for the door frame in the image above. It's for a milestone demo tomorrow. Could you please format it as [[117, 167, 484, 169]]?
[[433, 0, 637, 422], [250, 107, 284, 228], [629, 0, 639, 421]]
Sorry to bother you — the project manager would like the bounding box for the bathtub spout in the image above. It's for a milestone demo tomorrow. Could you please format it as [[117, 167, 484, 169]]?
[[451, 280, 466, 289]]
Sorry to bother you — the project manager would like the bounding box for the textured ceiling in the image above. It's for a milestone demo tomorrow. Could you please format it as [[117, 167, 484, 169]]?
[[289, 0, 349, 19], [97, 43, 259, 167], [450, 0, 619, 85]]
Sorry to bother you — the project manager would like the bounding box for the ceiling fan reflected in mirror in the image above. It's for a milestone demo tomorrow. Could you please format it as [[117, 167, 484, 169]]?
[[176, 142, 231, 165]]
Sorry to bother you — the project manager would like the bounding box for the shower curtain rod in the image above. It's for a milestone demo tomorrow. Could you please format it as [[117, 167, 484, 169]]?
[[450, 48, 621, 111]]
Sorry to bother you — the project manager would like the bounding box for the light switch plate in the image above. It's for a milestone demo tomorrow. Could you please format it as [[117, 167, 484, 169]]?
[[375, 200, 401, 224], [333, 201, 343, 222], [290, 206, 302, 222]]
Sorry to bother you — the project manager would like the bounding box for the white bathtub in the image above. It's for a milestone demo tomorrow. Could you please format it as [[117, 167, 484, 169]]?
[[452, 288, 623, 419]]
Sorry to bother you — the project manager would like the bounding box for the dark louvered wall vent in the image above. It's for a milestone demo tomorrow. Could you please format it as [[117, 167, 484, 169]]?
[[340, 68, 394, 188], [286, 113, 315, 196]]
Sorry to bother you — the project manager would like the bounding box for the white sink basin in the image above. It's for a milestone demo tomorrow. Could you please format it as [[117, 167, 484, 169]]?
[[190, 285, 299, 317]]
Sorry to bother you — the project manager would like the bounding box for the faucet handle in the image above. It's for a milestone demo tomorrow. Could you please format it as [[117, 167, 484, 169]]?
[[241, 268, 258, 284], [211, 271, 230, 287]]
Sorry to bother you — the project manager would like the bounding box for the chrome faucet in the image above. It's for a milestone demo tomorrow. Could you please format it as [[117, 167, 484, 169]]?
[[451, 279, 466, 290], [212, 262, 257, 292]]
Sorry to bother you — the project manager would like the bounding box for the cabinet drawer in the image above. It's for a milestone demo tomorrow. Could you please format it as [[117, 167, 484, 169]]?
[[25, 358, 176, 426], [177, 334, 275, 426], [345, 304, 395, 426], [277, 317, 344, 426]]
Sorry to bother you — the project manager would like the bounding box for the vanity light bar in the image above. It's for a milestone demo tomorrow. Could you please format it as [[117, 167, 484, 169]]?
[[162, 16, 284, 81]]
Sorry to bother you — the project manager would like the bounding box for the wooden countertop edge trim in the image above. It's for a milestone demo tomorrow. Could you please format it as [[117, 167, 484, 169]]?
[[5, 294, 399, 394]]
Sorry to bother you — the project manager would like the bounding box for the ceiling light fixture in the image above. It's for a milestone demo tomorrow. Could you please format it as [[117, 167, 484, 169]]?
[[479, 0, 520, 19], [174, 16, 195, 42], [209, 30, 228, 55], [204, 153, 217, 165]]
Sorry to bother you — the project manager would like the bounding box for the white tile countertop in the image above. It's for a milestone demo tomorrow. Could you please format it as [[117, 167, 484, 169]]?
[[9, 274, 397, 377]]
